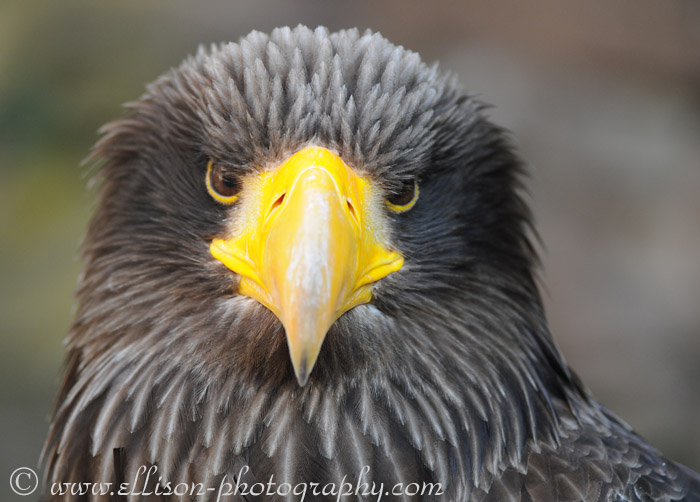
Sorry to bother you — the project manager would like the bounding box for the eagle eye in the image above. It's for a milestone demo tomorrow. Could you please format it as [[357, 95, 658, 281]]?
[[206, 159, 240, 204], [386, 178, 419, 213]]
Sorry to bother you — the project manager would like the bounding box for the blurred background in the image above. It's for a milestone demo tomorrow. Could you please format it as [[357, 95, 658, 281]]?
[[1, 0, 699, 496]]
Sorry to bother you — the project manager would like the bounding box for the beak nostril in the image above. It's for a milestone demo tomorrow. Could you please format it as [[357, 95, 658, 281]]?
[[270, 192, 285, 213], [346, 199, 357, 222], [264, 192, 286, 226]]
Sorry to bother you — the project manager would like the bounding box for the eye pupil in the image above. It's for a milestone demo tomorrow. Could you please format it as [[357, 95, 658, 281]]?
[[220, 175, 237, 190], [212, 168, 238, 196]]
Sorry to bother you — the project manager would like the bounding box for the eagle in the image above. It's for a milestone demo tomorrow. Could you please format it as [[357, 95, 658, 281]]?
[[42, 26, 700, 501]]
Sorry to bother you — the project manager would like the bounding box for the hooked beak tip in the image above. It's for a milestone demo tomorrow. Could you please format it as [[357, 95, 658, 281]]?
[[293, 358, 310, 386]]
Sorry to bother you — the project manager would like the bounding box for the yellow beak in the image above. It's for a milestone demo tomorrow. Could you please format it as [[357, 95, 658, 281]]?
[[210, 146, 403, 385]]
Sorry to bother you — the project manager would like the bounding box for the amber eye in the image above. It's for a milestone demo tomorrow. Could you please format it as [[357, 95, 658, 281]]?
[[206, 159, 240, 204], [386, 178, 419, 213]]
